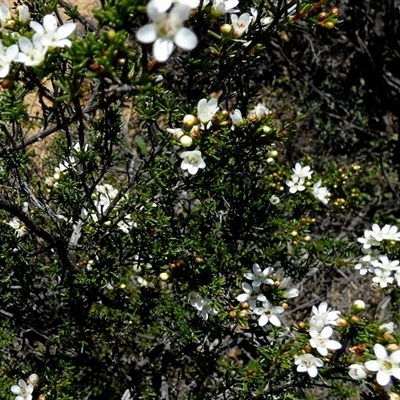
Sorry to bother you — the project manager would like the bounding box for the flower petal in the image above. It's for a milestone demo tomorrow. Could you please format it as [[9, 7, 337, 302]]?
[[174, 27, 198, 50], [43, 14, 58, 33], [374, 343, 387, 360], [30, 20, 44, 35], [376, 370, 391, 386], [153, 38, 174, 62], [136, 24, 157, 43], [57, 22, 76, 39]]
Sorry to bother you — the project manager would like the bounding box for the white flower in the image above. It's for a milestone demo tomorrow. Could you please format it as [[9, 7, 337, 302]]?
[[292, 163, 313, 179], [295, 353, 323, 378], [385, 225, 400, 241], [179, 150, 206, 175], [15, 36, 48, 67], [11, 379, 34, 400], [136, 3, 198, 62], [148, 0, 200, 12], [117, 215, 136, 233], [364, 343, 400, 386], [231, 13, 251, 38], [250, 7, 273, 28], [286, 176, 305, 194], [348, 364, 368, 380], [253, 300, 284, 326], [30, 14, 76, 48], [248, 103, 269, 120], [188, 291, 203, 310], [18, 5, 30, 24], [230, 109, 244, 126], [209, 0, 239, 17], [372, 268, 394, 288], [280, 277, 299, 299], [0, 42, 18, 78], [8, 217, 27, 237], [197, 98, 219, 124], [309, 302, 340, 331], [357, 229, 379, 249], [167, 127, 185, 140], [269, 195, 280, 205], [236, 282, 266, 309], [312, 180, 330, 205], [370, 224, 400, 242], [0, 3, 10, 24], [309, 326, 342, 356], [354, 254, 376, 275], [197, 298, 218, 320], [371, 256, 400, 272], [136, 276, 148, 287], [244, 263, 274, 288], [380, 322, 396, 334]]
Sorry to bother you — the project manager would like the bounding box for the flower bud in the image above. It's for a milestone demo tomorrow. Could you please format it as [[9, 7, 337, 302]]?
[[159, 272, 169, 281], [281, 302, 289, 310], [304, 235, 311, 242], [28, 374, 39, 387], [266, 157, 275, 164], [317, 12, 328, 21], [337, 318, 348, 327], [1, 77, 13, 89], [6, 20, 16, 29], [352, 300, 366, 313], [107, 29, 116, 41], [220, 24, 233, 38], [240, 301, 250, 309], [262, 126, 271, 133], [18, 5, 30, 24], [180, 135, 193, 147], [304, 344, 312, 353], [330, 7, 340, 16], [350, 315, 360, 324], [229, 310, 237, 318], [238, 310, 248, 318], [269, 150, 278, 157], [387, 344, 399, 352], [322, 21, 335, 29], [297, 321, 307, 330], [183, 115, 199, 131], [194, 257, 203, 264]]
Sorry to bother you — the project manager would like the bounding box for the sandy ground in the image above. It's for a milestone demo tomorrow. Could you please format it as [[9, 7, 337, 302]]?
[[70, 0, 101, 17]]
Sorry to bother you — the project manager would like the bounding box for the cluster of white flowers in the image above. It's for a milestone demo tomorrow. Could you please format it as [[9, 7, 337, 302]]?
[[188, 291, 218, 320], [11, 374, 39, 400], [295, 302, 341, 378], [0, 4, 75, 77], [236, 263, 298, 327], [354, 224, 400, 288], [349, 344, 400, 388], [45, 142, 87, 187], [358, 224, 400, 249], [286, 163, 330, 205], [90, 183, 136, 233]]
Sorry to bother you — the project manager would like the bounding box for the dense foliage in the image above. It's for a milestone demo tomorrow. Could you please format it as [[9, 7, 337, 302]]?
[[0, 0, 399, 399]]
